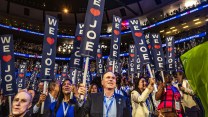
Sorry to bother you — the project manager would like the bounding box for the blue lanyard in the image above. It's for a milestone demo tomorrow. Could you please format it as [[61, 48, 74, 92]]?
[[104, 96, 114, 117]]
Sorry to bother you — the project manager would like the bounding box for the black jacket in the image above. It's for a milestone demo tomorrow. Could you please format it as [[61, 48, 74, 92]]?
[[78, 92, 131, 117]]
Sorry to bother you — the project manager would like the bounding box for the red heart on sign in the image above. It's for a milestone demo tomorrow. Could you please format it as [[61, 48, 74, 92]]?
[[108, 67, 112, 71], [97, 53, 102, 58], [2, 55, 12, 62], [168, 47, 173, 52], [135, 32, 142, 37], [77, 36, 82, 41], [19, 73, 24, 78], [130, 54, 135, 57], [154, 44, 160, 49], [114, 30, 120, 35], [62, 74, 66, 77], [47, 37, 54, 45], [90, 8, 100, 16], [148, 45, 152, 49]]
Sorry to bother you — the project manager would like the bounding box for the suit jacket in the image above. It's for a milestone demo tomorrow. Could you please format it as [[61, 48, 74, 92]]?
[[32, 94, 52, 117], [79, 92, 131, 117]]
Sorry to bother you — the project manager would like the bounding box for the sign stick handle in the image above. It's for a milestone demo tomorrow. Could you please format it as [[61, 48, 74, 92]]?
[[161, 71, 166, 92], [70, 69, 77, 99], [81, 57, 89, 100], [137, 73, 140, 78], [147, 64, 158, 92], [41, 81, 48, 114], [112, 60, 115, 73], [131, 74, 134, 84], [9, 96, 12, 115]]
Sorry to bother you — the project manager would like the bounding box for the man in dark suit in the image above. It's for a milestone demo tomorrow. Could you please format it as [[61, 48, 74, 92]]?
[[78, 72, 131, 117], [32, 80, 60, 117]]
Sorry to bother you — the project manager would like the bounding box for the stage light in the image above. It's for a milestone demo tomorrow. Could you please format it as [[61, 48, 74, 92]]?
[[206, 18, 208, 21], [63, 8, 69, 13]]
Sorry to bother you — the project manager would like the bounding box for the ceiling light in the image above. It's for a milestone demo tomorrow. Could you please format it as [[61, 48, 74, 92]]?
[[166, 31, 171, 34], [170, 27, 175, 29], [193, 18, 200, 22], [181, 23, 186, 25], [160, 30, 164, 33], [172, 29, 178, 32], [195, 21, 201, 25], [183, 26, 189, 29], [63, 8, 69, 13]]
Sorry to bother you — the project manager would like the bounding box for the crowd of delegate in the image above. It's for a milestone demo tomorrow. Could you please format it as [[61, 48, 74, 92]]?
[[0, 69, 205, 117]]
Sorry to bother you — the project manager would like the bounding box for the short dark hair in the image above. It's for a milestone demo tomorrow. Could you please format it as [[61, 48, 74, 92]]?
[[48, 80, 59, 92]]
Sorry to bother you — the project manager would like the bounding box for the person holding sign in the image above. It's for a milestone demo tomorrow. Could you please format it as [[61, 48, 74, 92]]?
[[131, 77, 155, 117], [78, 72, 131, 117], [155, 73, 183, 117], [11, 91, 33, 117], [50, 79, 86, 117]]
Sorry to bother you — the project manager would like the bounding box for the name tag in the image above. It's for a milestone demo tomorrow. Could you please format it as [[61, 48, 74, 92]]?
[[175, 101, 180, 110]]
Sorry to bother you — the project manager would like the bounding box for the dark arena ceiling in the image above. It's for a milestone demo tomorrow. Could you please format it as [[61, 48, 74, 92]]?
[[9, 0, 142, 13]]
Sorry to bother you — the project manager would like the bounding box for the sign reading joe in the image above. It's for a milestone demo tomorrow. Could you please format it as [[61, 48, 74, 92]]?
[[129, 19, 151, 65], [165, 36, 175, 71], [40, 15, 58, 81], [0, 34, 17, 96], [96, 45, 103, 75], [109, 15, 122, 60], [69, 23, 84, 70], [129, 45, 136, 75], [149, 33, 165, 71], [17, 62, 27, 90], [80, 0, 105, 58]]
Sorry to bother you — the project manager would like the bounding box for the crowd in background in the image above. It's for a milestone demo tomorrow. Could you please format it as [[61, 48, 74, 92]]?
[[0, 69, 205, 117]]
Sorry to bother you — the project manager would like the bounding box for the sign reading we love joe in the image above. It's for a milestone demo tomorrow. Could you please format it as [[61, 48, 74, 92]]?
[[0, 35, 17, 96], [40, 15, 58, 81], [110, 15, 122, 60], [129, 19, 151, 65], [80, 0, 105, 58]]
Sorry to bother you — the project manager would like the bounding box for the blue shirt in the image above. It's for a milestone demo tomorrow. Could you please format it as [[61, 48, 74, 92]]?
[[103, 94, 117, 117], [50, 101, 74, 117]]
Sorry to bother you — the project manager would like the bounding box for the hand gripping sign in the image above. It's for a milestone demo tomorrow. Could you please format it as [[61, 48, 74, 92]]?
[[40, 15, 58, 114]]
